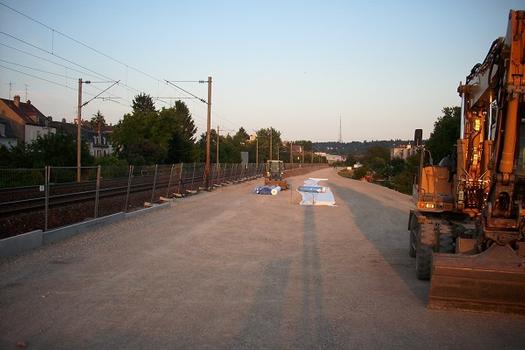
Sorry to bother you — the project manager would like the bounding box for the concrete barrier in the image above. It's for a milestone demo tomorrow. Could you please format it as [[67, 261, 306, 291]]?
[[43, 212, 125, 245], [0, 230, 43, 258], [125, 202, 171, 219]]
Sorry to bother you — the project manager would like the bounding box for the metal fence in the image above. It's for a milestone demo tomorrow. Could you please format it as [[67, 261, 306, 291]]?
[[0, 162, 327, 239]]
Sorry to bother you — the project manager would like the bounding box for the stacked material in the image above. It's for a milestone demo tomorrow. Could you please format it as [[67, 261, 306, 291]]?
[[297, 178, 336, 206], [254, 185, 281, 196]]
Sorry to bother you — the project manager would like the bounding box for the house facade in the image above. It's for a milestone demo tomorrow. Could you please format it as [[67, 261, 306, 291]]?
[[0, 95, 55, 146]]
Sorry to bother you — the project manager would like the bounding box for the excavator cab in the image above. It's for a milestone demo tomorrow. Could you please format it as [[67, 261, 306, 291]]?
[[264, 160, 289, 190]]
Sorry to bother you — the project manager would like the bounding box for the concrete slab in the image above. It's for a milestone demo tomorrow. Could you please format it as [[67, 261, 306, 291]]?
[[43, 212, 125, 245], [0, 230, 43, 257]]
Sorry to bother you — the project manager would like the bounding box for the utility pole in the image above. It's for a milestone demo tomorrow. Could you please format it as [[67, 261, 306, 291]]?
[[76, 78, 83, 183], [269, 128, 273, 161], [216, 125, 219, 170], [290, 142, 293, 165], [256, 137, 259, 165], [205, 76, 212, 189], [311, 146, 314, 163], [302, 148, 305, 163], [8, 81, 13, 99]]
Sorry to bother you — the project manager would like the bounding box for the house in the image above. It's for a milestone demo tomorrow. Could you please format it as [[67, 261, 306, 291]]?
[[0, 95, 56, 144], [391, 144, 417, 160], [50, 119, 114, 158], [315, 152, 346, 164], [0, 116, 19, 148]]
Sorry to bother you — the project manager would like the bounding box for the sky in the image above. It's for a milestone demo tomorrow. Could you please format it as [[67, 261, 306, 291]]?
[[0, 0, 523, 142]]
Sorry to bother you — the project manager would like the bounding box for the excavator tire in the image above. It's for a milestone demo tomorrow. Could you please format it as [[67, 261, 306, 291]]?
[[408, 215, 416, 258], [416, 223, 435, 280]]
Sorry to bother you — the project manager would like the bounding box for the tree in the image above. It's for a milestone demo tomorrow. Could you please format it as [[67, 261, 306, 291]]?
[[0, 133, 92, 168], [113, 97, 198, 164], [425, 106, 460, 163], [132, 93, 155, 114], [90, 110, 106, 135]]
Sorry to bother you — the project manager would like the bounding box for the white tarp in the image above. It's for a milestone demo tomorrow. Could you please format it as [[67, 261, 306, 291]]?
[[297, 178, 336, 206]]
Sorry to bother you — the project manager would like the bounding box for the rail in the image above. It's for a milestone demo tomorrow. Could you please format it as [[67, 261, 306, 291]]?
[[0, 162, 327, 238]]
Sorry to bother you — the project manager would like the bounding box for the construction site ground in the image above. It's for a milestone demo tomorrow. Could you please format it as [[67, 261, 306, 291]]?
[[1, 167, 524, 349]]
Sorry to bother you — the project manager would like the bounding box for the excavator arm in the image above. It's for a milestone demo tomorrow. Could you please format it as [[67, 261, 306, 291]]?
[[428, 10, 525, 314]]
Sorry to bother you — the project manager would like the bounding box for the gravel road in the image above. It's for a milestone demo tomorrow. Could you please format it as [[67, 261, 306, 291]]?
[[1, 167, 524, 349]]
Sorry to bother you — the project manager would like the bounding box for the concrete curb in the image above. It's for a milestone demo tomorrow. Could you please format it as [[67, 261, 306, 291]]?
[[0, 230, 43, 257], [43, 212, 126, 245], [124, 202, 171, 219]]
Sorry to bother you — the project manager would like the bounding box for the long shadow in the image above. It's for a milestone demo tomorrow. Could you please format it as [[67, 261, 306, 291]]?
[[231, 258, 291, 349], [330, 182, 428, 305], [294, 206, 335, 349]]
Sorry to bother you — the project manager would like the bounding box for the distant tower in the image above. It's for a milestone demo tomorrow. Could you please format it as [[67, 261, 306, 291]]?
[[338, 115, 342, 143]]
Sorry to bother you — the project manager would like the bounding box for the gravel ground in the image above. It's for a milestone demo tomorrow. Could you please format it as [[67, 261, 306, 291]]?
[[1, 167, 524, 349]]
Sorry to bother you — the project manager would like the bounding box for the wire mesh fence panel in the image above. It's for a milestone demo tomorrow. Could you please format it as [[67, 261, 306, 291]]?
[[97, 165, 130, 217], [0, 168, 47, 238], [46, 166, 97, 230]]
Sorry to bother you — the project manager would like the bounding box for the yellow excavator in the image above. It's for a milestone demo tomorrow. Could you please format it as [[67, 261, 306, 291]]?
[[409, 10, 525, 314]]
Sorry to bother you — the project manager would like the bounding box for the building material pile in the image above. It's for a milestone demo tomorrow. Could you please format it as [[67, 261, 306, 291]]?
[[297, 178, 335, 206]]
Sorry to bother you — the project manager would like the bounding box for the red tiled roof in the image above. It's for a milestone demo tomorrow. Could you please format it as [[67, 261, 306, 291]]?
[[0, 98, 47, 125]]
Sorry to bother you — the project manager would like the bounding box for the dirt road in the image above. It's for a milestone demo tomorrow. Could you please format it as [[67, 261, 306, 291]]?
[[1, 167, 524, 349]]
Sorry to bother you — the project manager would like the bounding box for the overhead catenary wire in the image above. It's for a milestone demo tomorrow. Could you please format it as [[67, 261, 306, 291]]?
[[0, 1, 164, 85], [0, 2, 272, 137], [0, 32, 169, 105]]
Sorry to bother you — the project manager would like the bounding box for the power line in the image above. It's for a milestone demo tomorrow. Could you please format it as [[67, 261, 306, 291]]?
[[0, 58, 77, 80], [0, 1, 167, 87], [165, 80, 207, 103], [0, 42, 102, 80], [0, 32, 169, 105]]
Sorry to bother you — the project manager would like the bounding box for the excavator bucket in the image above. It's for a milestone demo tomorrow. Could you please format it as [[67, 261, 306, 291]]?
[[428, 244, 525, 314]]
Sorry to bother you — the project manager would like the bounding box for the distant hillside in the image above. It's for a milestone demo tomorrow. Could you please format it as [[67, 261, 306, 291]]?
[[313, 140, 413, 155]]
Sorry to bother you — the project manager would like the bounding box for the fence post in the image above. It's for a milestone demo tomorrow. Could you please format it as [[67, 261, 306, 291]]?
[[191, 162, 196, 190], [151, 164, 158, 204], [177, 162, 184, 195], [94, 165, 101, 218], [44, 166, 49, 231], [124, 165, 133, 212], [166, 164, 175, 198]]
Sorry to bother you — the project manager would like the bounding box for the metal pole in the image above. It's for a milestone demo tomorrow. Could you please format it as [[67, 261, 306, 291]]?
[[44, 166, 49, 231], [166, 164, 175, 198], [191, 162, 196, 190], [256, 137, 259, 165], [269, 128, 273, 160], [177, 162, 184, 195], [460, 84, 465, 138], [290, 142, 293, 164], [94, 165, 101, 218], [76, 78, 82, 183], [205, 76, 212, 189], [216, 125, 220, 170], [124, 165, 133, 212], [151, 164, 158, 203]]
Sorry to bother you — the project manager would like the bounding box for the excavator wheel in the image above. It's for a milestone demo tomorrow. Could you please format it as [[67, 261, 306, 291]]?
[[416, 223, 435, 280], [408, 214, 417, 258]]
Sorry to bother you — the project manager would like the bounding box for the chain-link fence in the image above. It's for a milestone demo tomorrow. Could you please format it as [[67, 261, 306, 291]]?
[[0, 162, 327, 239]]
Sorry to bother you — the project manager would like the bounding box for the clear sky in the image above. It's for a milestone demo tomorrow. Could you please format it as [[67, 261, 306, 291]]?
[[0, 0, 523, 141]]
